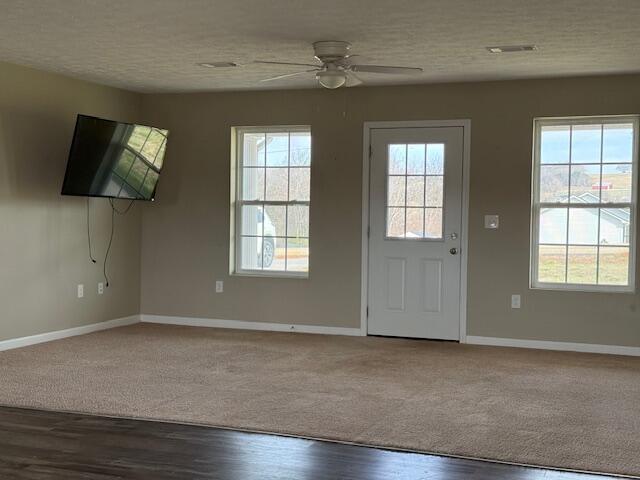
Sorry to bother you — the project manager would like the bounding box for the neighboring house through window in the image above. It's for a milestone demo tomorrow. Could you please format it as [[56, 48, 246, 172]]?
[[531, 116, 639, 291]]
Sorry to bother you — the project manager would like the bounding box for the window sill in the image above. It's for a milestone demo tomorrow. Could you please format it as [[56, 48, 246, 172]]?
[[232, 270, 309, 280], [530, 282, 635, 294]]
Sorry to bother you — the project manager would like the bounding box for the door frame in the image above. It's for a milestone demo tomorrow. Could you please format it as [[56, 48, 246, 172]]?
[[360, 120, 472, 341]]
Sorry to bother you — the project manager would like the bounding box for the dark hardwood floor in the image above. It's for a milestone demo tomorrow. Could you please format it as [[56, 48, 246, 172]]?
[[0, 406, 619, 480]]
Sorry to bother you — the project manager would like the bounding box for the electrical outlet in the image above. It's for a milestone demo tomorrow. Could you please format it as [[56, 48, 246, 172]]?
[[215, 280, 224, 293], [77, 284, 84, 298], [511, 294, 521, 309], [98, 282, 104, 295]]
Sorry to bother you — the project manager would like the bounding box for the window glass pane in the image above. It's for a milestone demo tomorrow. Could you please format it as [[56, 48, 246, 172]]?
[[242, 133, 265, 166], [568, 208, 598, 245], [600, 164, 632, 203], [569, 165, 600, 203], [571, 125, 601, 164], [603, 124, 634, 163], [266, 133, 288, 166], [264, 205, 286, 237], [406, 208, 424, 237], [287, 205, 309, 238], [242, 168, 265, 201], [286, 238, 309, 272], [541, 126, 570, 164], [389, 144, 406, 174], [425, 208, 443, 238], [599, 207, 630, 245], [407, 144, 425, 174], [263, 237, 286, 271], [406, 176, 425, 207], [538, 245, 567, 283], [425, 176, 443, 207], [539, 208, 567, 244], [387, 207, 405, 237], [289, 167, 310, 201], [241, 205, 263, 236], [154, 139, 167, 169], [426, 144, 444, 174], [265, 168, 288, 201], [290, 132, 311, 166], [598, 247, 629, 285], [387, 176, 405, 206], [540, 165, 569, 203], [567, 246, 597, 284], [241, 236, 263, 270]]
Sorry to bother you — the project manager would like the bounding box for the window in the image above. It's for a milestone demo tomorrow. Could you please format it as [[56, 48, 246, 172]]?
[[386, 143, 445, 239], [531, 116, 639, 291], [232, 127, 311, 276]]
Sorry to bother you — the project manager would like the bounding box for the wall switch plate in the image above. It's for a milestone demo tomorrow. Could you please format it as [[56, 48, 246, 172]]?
[[77, 284, 84, 298], [484, 215, 499, 229], [511, 294, 521, 309], [98, 282, 104, 295], [215, 280, 224, 293]]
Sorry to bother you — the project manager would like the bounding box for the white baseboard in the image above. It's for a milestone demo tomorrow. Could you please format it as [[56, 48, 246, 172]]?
[[465, 335, 640, 357], [141, 314, 364, 337], [0, 315, 140, 352]]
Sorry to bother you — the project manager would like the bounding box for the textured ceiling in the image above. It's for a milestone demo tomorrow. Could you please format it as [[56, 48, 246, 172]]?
[[1, 0, 640, 93]]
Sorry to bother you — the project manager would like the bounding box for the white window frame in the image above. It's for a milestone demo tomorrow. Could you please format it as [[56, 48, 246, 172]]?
[[530, 115, 639, 293], [230, 125, 311, 278]]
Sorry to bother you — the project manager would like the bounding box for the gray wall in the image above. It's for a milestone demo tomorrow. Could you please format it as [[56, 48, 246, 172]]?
[[0, 62, 142, 341], [140, 74, 640, 347]]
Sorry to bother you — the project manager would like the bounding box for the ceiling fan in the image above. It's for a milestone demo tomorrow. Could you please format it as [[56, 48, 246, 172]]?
[[253, 41, 423, 89]]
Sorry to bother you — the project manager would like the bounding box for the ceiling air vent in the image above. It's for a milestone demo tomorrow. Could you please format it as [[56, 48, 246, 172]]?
[[197, 62, 240, 68]]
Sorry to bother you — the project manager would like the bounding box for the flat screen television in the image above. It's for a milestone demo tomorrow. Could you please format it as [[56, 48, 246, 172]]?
[[61, 115, 169, 201]]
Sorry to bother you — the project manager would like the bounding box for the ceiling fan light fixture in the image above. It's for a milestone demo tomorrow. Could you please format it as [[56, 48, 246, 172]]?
[[316, 70, 346, 89]]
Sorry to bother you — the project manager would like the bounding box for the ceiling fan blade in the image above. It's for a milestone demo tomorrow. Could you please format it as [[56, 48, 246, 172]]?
[[260, 69, 318, 82], [350, 65, 423, 75], [345, 71, 363, 87], [253, 60, 321, 68]]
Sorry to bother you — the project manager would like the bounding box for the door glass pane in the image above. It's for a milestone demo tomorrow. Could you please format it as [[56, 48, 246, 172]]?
[[426, 144, 444, 174], [388, 176, 405, 206], [406, 176, 425, 207], [387, 207, 405, 238], [425, 176, 443, 207], [424, 208, 443, 239], [406, 208, 424, 237], [388, 144, 406, 174], [407, 144, 425, 174]]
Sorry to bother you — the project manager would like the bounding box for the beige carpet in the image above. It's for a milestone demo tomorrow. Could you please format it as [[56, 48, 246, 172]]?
[[0, 324, 639, 477]]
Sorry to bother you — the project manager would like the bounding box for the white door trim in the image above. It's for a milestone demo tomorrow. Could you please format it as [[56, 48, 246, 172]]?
[[361, 120, 471, 341]]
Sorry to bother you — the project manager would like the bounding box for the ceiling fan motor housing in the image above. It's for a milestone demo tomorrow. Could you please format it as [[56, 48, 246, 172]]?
[[313, 41, 352, 63]]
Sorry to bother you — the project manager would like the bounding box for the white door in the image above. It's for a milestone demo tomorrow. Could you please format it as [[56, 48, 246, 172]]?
[[367, 126, 465, 340]]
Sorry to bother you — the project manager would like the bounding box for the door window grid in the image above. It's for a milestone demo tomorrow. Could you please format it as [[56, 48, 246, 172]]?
[[532, 117, 638, 290], [235, 128, 311, 276], [385, 143, 445, 239]]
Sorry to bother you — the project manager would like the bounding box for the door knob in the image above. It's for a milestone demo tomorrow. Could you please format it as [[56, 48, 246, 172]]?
[[449, 247, 458, 255]]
